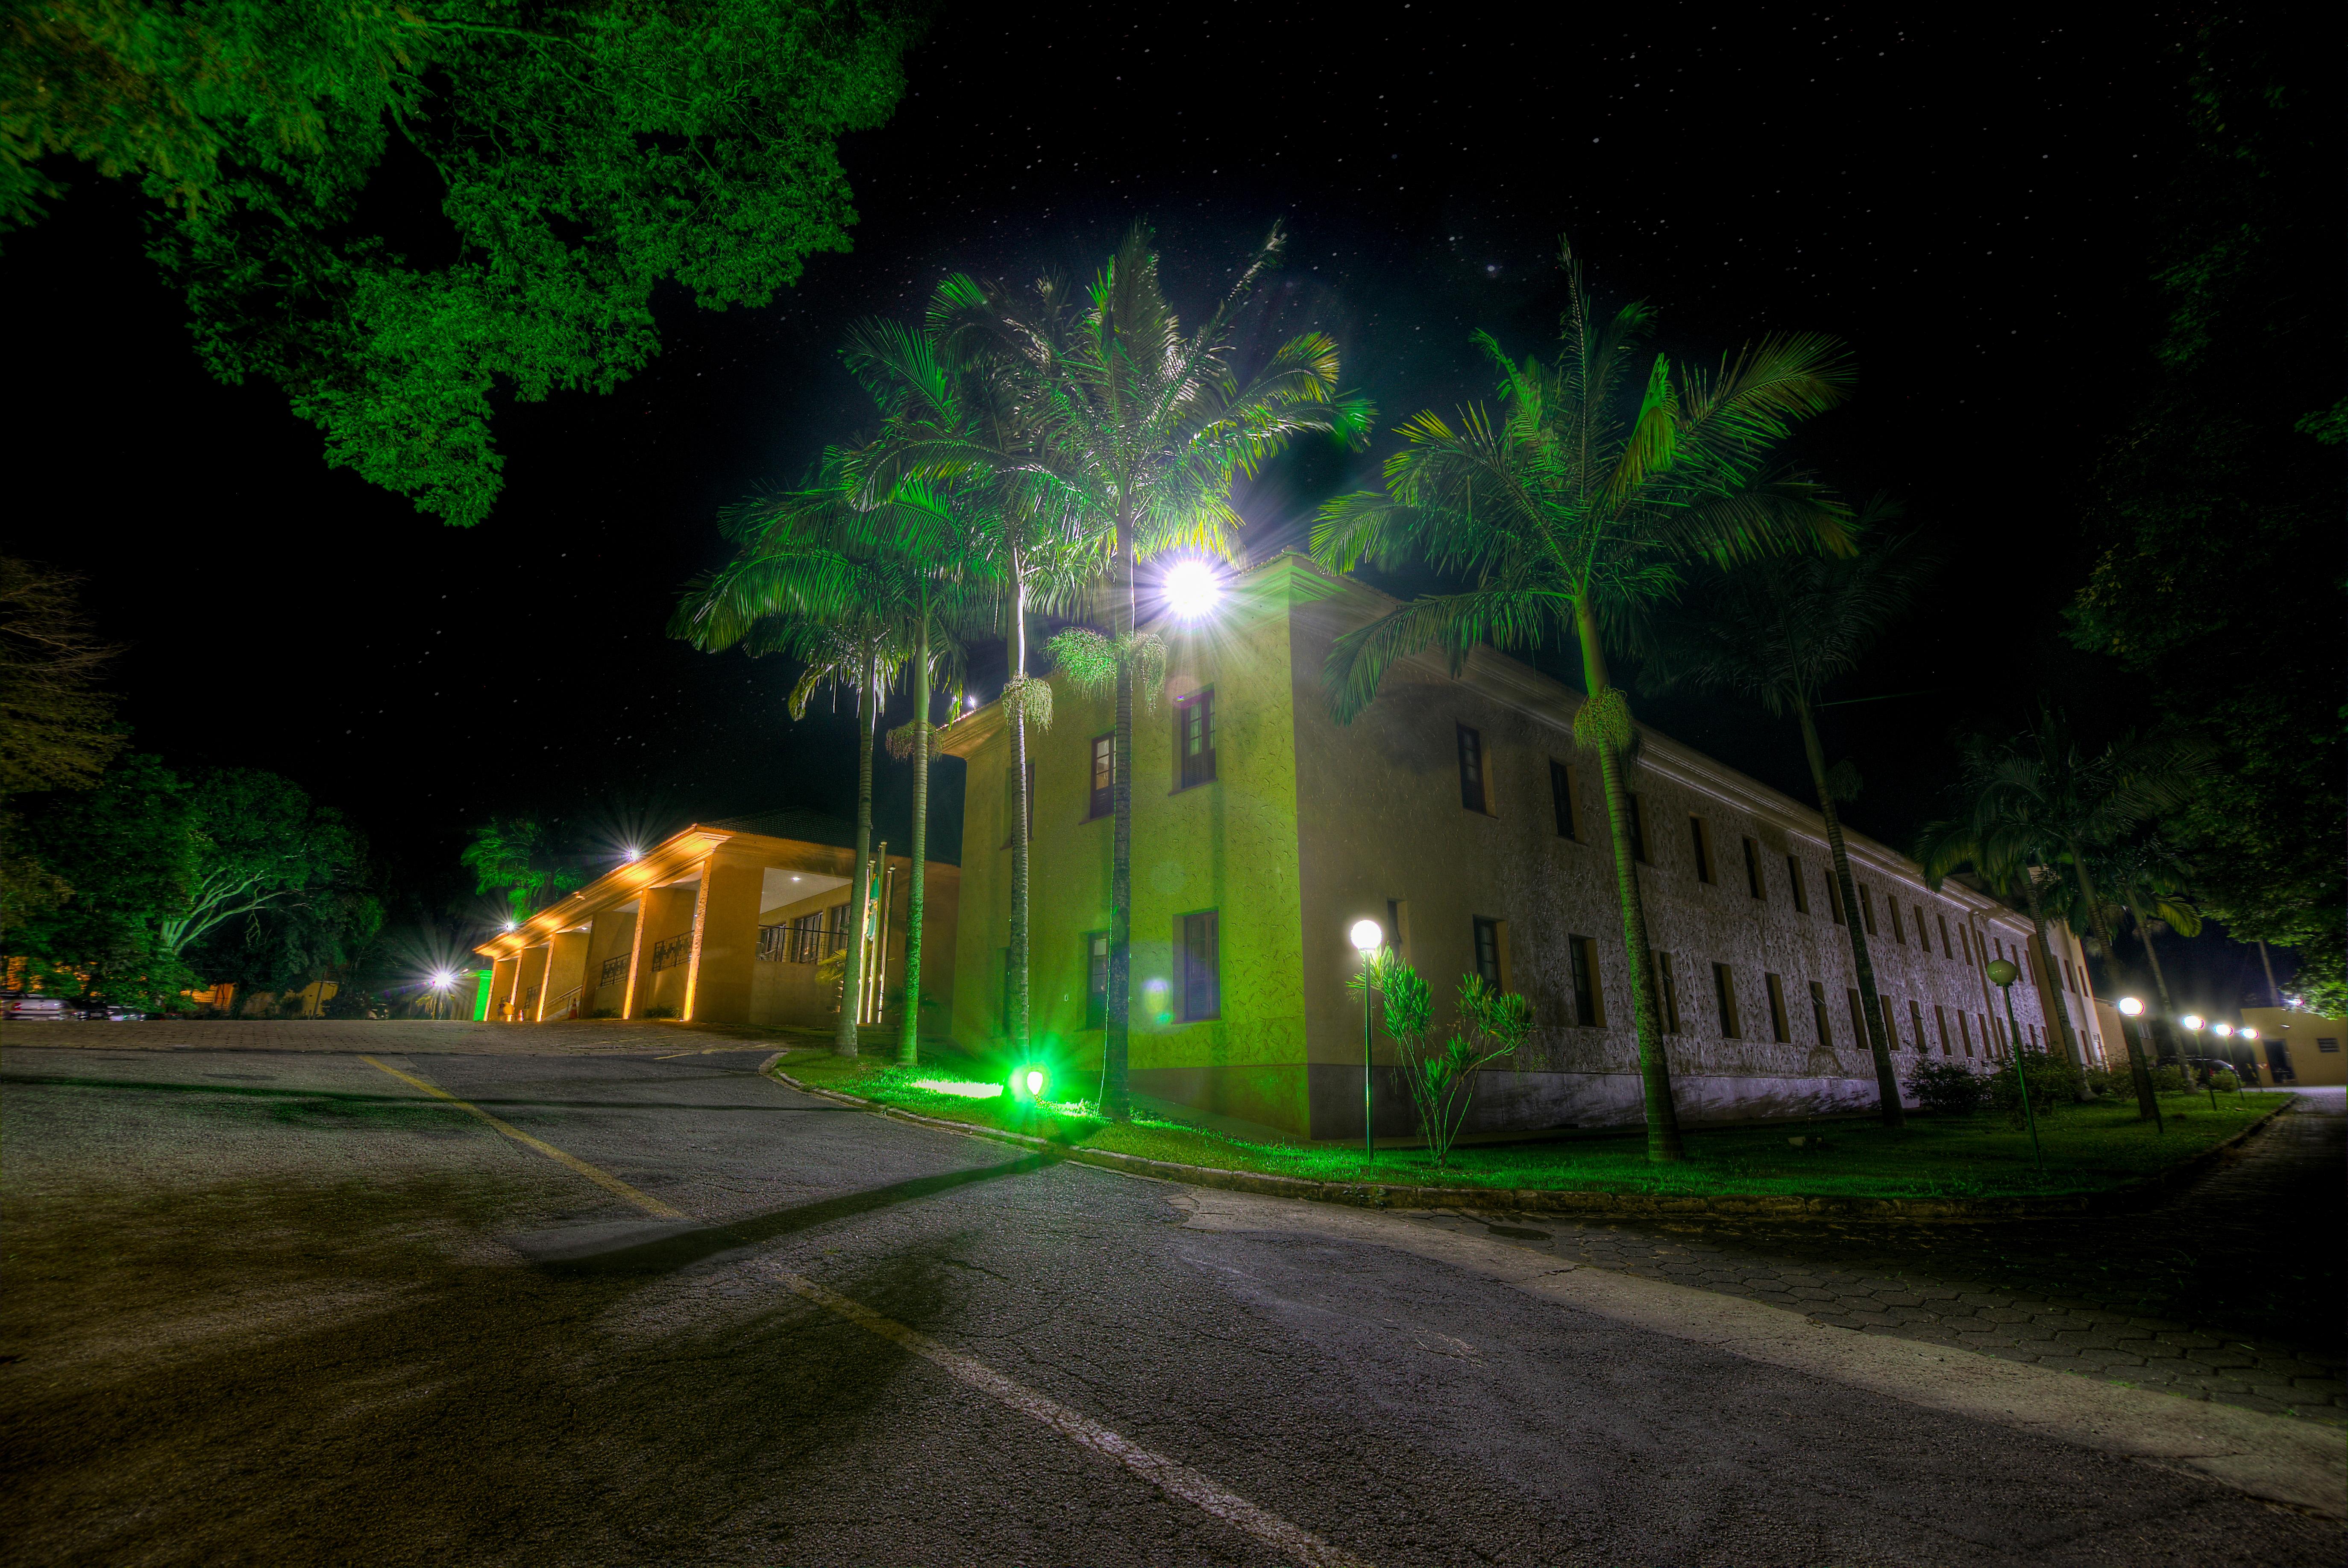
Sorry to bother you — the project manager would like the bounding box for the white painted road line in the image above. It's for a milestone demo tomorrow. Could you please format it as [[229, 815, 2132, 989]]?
[[770, 1264, 1376, 1568]]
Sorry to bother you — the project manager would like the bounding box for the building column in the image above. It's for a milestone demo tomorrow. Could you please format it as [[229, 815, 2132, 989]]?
[[684, 849, 763, 1025], [514, 944, 551, 1022], [583, 904, 638, 1017], [538, 930, 590, 1020], [628, 879, 699, 1018]]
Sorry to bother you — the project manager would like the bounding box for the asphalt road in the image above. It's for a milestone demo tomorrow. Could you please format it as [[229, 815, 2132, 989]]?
[[2, 1043, 2338, 1567]]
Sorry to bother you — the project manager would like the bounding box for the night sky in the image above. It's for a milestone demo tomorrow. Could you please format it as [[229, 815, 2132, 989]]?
[[4, 6, 2291, 1007]]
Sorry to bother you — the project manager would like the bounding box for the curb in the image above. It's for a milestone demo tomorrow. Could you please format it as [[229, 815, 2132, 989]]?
[[766, 1065, 2297, 1224]]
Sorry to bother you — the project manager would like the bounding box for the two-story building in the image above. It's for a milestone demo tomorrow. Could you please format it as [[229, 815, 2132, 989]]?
[[937, 551, 2104, 1141]]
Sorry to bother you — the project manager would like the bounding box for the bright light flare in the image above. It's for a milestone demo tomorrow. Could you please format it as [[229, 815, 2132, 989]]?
[[2213, 1022, 2234, 1038], [431, 970, 455, 989], [2118, 996, 2143, 1017], [914, 1078, 1003, 1100], [2240, 1028, 2259, 1041], [1162, 557, 1223, 621], [1349, 919, 1383, 952], [622, 845, 642, 863], [1023, 1067, 1046, 1097], [2181, 1013, 2205, 1031], [502, 920, 519, 933]]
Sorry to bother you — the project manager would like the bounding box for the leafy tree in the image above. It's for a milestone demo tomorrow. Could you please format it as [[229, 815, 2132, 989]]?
[[1918, 735, 2095, 1099], [2063, 17, 2343, 1013], [1646, 527, 1934, 1126], [5, 0, 922, 524], [0, 556, 120, 796], [8, 753, 192, 1004], [156, 768, 370, 957], [2090, 836, 2202, 1045], [1310, 244, 1855, 1163], [1964, 709, 2209, 1119], [929, 225, 1367, 1119], [460, 816, 579, 926]]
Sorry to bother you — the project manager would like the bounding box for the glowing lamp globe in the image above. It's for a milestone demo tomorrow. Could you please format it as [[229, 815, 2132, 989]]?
[[1023, 1067, 1046, 1098], [2241, 1028, 2259, 1042], [1349, 919, 1383, 953], [431, 970, 455, 989], [2181, 1013, 2204, 1032], [1163, 558, 1223, 620], [2213, 1022, 2233, 1039], [2118, 996, 2143, 1017], [1984, 958, 2018, 987]]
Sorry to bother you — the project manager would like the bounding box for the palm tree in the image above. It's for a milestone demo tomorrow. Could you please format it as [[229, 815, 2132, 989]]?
[[670, 473, 911, 1056], [928, 225, 1368, 1119], [1646, 528, 1932, 1126], [842, 320, 1095, 1069], [1310, 244, 1855, 1163], [1918, 734, 2095, 1098], [1969, 708, 2210, 1116], [2096, 836, 2203, 1059]]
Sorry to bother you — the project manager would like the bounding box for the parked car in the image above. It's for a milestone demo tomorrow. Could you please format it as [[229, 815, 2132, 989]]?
[[78, 1004, 150, 1021], [0, 992, 73, 1022]]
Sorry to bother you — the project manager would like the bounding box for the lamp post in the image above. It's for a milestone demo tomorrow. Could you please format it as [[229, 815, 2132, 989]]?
[[2178, 1013, 2204, 1085], [1350, 919, 1383, 1169], [2239, 1027, 2260, 1089], [2118, 997, 2163, 1133], [2208, 1022, 2234, 1106], [1985, 959, 2044, 1175]]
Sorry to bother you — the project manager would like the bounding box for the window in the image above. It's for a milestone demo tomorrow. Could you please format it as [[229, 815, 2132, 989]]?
[[1764, 973, 1791, 1042], [1889, 899, 1905, 945], [1689, 816, 1714, 883], [1569, 934, 1603, 1026], [1713, 963, 1741, 1038], [1457, 724, 1488, 813], [1088, 735, 1115, 819], [1810, 981, 1833, 1046], [1550, 759, 1579, 840], [1825, 870, 1846, 925], [1626, 793, 1649, 864], [1915, 904, 1932, 953], [1935, 1003, 1951, 1056], [1787, 856, 1810, 913], [1908, 998, 1927, 1052], [1859, 883, 1878, 936], [1937, 912, 1954, 958], [1084, 932, 1109, 1028], [2314, 1035, 2340, 1053], [1180, 911, 1220, 1020], [1177, 689, 1216, 789], [1743, 837, 1765, 900], [1846, 987, 1867, 1049], [1958, 1010, 1973, 1057], [1472, 917, 1504, 989], [1654, 951, 1682, 1034]]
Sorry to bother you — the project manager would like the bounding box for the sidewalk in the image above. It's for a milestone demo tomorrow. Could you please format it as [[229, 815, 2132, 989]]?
[[1412, 1089, 2345, 1424], [0, 1018, 786, 1055]]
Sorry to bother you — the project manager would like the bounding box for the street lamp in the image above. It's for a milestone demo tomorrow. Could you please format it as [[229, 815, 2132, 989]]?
[[2178, 1013, 2204, 1081], [1163, 558, 1224, 622], [2117, 997, 2164, 1133], [2239, 1027, 2260, 1089], [2208, 1022, 2234, 1105], [1984, 959, 2043, 1175], [1350, 919, 1383, 1168]]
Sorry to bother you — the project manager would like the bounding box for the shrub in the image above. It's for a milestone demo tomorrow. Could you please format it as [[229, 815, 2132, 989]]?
[[1905, 1058, 1989, 1115], [2150, 1064, 2188, 1093], [642, 1004, 678, 1020], [1990, 1050, 2069, 1121], [587, 1006, 619, 1019], [2210, 1070, 2241, 1092]]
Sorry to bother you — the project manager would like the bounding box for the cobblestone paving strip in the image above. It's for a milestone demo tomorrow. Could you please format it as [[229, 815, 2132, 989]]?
[[0, 1018, 791, 1055], [1422, 1091, 2347, 1425]]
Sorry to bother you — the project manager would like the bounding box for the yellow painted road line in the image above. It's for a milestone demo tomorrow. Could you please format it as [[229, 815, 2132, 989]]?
[[770, 1264, 1375, 1568], [358, 1055, 686, 1220]]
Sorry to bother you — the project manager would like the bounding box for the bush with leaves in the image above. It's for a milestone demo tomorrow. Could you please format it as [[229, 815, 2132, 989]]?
[[1988, 1050, 2071, 1122], [1904, 1058, 1990, 1116], [1352, 950, 1533, 1169]]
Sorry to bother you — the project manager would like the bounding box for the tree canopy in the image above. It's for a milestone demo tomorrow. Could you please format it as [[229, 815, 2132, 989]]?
[[5, 0, 923, 524]]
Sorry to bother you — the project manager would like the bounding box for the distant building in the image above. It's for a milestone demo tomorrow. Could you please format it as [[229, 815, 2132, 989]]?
[[2239, 1006, 2345, 1087], [938, 552, 2093, 1141], [473, 811, 957, 1033]]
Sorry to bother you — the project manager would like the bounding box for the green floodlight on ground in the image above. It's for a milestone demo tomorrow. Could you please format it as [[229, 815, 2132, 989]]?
[[1023, 1066, 1046, 1098]]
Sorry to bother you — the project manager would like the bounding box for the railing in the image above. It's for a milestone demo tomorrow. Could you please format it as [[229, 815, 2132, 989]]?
[[650, 934, 690, 972], [543, 985, 582, 1020], [760, 921, 847, 964], [598, 954, 629, 989]]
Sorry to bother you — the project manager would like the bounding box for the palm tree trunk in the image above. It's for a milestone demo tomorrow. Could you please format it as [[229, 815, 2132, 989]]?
[[837, 649, 873, 1057], [2015, 871, 2093, 1101], [2122, 893, 2181, 1052], [1101, 511, 1137, 1122], [2066, 838, 2159, 1119], [1795, 697, 1902, 1127], [1008, 569, 1032, 1062], [1576, 605, 1681, 1161], [899, 606, 930, 1067]]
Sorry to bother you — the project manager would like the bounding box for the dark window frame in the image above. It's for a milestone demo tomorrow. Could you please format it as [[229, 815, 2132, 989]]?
[[1742, 837, 1765, 900], [1787, 856, 1810, 914], [1654, 951, 1682, 1034], [1087, 734, 1115, 820], [1626, 792, 1648, 864], [1569, 934, 1602, 1026], [1472, 916, 1503, 989], [1084, 931, 1109, 1028], [1175, 688, 1217, 791], [1457, 724, 1489, 813], [1765, 972, 1791, 1042], [1689, 816, 1714, 884], [1713, 962, 1741, 1039], [1549, 758, 1578, 841], [1179, 910, 1221, 1022], [1810, 980, 1833, 1047]]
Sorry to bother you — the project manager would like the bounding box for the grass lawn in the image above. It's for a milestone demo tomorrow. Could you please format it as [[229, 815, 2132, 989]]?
[[770, 1045, 2292, 1201]]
